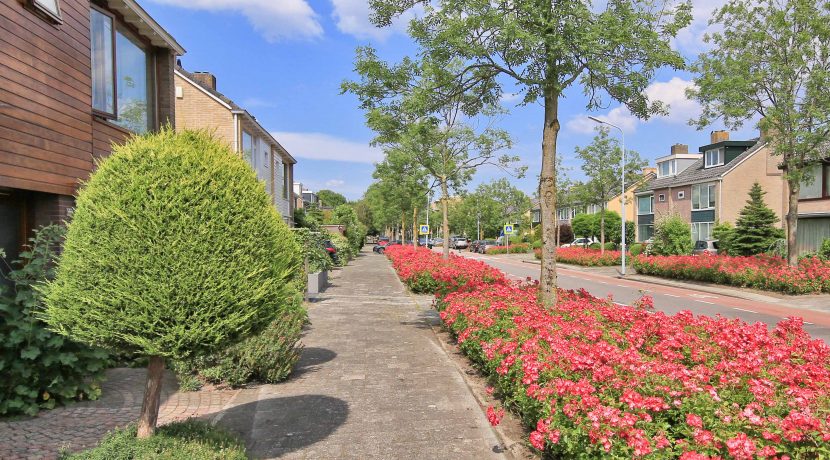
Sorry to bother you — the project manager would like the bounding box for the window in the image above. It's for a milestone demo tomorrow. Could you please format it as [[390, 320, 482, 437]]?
[[637, 195, 653, 215], [557, 208, 568, 220], [32, 0, 62, 22], [677, 191, 685, 200], [242, 131, 253, 161], [704, 148, 724, 168], [91, 7, 115, 116], [658, 160, 676, 177], [283, 163, 290, 199], [692, 222, 714, 242], [692, 183, 716, 210], [799, 163, 830, 200], [658, 194, 666, 202], [113, 28, 152, 133], [637, 224, 654, 242]]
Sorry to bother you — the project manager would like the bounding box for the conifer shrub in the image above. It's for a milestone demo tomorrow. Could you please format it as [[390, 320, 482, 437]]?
[[42, 129, 301, 437], [731, 183, 784, 256]]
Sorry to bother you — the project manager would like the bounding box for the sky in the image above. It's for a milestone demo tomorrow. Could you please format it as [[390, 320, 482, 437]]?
[[141, 0, 760, 200]]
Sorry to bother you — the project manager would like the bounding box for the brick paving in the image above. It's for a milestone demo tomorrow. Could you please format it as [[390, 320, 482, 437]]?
[[0, 250, 506, 459]]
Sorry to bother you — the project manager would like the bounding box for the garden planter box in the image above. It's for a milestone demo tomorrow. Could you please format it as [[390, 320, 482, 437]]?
[[307, 270, 328, 295]]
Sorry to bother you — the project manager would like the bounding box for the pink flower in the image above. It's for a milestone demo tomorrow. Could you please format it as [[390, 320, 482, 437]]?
[[486, 406, 504, 426], [529, 430, 545, 450], [725, 433, 756, 460], [686, 413, 704, 429]]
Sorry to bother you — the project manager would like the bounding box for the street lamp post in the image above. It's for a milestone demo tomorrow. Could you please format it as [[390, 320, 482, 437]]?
[[588, 116, 627, 276]]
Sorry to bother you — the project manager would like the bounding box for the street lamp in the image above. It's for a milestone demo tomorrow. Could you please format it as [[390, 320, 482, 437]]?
[[588, 116, 627, 276]]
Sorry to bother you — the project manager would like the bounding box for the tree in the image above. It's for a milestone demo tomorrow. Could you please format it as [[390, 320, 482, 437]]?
[[689, 0, 830, 265], [317, 190, 348, 208], [575, 127, 646, 254], [652, 214, 693, 256], [367, 0, 692, 304], [712, 221, 736, 255], [344, 54, 522, 259], [42, 130, 302, 438], [370, 150, 430, 241], [448, 179, 531, 238], [731, 183, 784, 255]]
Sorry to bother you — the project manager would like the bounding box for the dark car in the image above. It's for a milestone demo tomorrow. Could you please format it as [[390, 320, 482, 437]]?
[[469, 240, 482, 252], [374, 240, 401, 254]]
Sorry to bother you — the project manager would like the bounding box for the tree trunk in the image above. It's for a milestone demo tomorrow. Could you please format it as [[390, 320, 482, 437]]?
[[441, 179, 450, 260], [413, 207, 418, 248], [137, 356, 165, 438], [600, 206, 606, 255], [539, 92, 559, 306], [785, 176, 800, 266], [402, 212, 406, 244]]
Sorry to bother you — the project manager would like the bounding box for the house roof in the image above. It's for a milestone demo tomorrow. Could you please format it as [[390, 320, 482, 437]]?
[[175, 66, 296, 165], [645, 139, 765, 191], [106, 0, 185, 55]]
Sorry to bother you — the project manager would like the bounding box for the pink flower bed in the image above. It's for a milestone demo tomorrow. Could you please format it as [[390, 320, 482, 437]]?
[[386, 246, 830, 458], [384, 245, 506, 296], [533, 247, 623, 266], [633, 253, 830, 294]]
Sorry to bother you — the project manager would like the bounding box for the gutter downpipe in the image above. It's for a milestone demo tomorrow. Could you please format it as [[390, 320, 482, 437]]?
[[232, 112, 239, 153]]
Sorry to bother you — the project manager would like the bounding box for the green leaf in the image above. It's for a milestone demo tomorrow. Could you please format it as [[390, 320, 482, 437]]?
[[20, 346, 41, 360]]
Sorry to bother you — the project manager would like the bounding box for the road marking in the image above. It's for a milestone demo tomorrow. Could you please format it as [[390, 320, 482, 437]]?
[[613, 302, 628, 307], [664, 294, 681, 298], [689, 294, 719, 299], [616, 284, 626, 288], [805, 321, 815, 325], [697, 300, 715, 305], [733, 307, 758, 314]]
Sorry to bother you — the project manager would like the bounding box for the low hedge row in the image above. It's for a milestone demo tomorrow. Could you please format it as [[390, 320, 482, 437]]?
[[533, 247, 624, 266]]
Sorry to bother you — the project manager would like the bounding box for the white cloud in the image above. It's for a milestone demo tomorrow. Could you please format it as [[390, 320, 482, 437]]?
[[325, 179, 346, 187], [566, 77, 700, 134], [149, 0, 322, 41], [500, 91, 523, 104], [272, 131, 383, 164], [330, 0, 414, 41], [674, 0, 725, 55]]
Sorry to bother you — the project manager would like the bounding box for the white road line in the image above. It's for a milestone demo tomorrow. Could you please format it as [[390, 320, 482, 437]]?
[[805, 321, 815, 325], [616, 284, 626, 288], [733, 307, 758, 314], [613, 302, 628, 307], [697, 300, 715, 305], [663, 294, 681, 298]]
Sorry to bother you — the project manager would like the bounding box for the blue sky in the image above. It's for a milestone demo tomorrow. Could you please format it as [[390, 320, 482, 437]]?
[[143, 0, 759, 200]]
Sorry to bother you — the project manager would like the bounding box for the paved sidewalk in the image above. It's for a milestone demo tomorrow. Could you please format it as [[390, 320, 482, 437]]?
[[216, 251, 505, 459]]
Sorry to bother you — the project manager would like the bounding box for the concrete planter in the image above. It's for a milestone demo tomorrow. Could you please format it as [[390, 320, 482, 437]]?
[[307, 270, 328, 295]]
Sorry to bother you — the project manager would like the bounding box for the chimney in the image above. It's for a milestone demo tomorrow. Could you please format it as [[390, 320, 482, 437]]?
[[192, 71, 216, 91], [670, 143, 689, 155], [710, 130, 729, 144]]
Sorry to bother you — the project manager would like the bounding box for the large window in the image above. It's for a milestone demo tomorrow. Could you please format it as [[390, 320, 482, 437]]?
[[32, 0, 62, 22], [692, 222, 714, 242], [242, 131, 253, 161], [658, 160, 676, 177], [91, 7, 154, 133], [637, 224, 654, 242], [91, 7, 114, 116], [704, 148, 724, 168], [637, 195, 653, 215], [692, 183, 716, 210], [113, 29, 152, 133], [799, 163, 830, 200]]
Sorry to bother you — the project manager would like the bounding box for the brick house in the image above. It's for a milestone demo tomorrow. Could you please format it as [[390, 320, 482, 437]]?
[[1, 0, 183, 261], [173, 66, 296, 225], [635, 131, 787, 243]]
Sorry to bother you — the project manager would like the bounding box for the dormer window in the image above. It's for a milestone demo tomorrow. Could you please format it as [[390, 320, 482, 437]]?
[[704, 147, 724, 168], [658, 159, 676, 177]]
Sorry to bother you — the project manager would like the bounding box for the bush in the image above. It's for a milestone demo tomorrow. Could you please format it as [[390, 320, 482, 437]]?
[[531, 240, 543, 249], [328, 232, 354, 265], [651, 214, 693, 256], [820, 238, 830, 260], [557, 223, 574, 245], [554, 247, 622, 266], [0, 225, 109, 416], [292, 228, 333, 274], [731, 183, 784, 256], [629, 243, 644, 256], [43, 129, 302, 435], [61, 419, 247, 459], [175, 302, 306, 389], [384, 245, 506, 297], [485, 243, 530, 254], [712, 221, 735, 255]]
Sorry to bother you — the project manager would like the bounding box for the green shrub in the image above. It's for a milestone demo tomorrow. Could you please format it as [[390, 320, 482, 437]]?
[[731, 183, 783, 255], [629, 243, 644, 256], [175, 301, 306, 389], [819, 238, 830, 260], [61, 419, 247, 460], [329, 232, 354, 265], [0, 225, 109, 416], [43, 129, 302, 435], [292, 228, 333, 274], [651, 214, 693, 256], [712, 221, 735, 255], [588, 243, 601, 249], [531, 240, 543, 249]]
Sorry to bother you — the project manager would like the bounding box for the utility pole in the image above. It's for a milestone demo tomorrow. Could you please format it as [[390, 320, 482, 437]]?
[[589, 117, 627, 276]]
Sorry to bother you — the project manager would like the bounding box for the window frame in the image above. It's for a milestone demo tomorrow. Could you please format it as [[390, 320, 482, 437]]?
[[798, 163, 830, 201], [704, 147, 725, 168], [637, 195, 653, 215], [90, 5, 117, 120], [658, 194, 666, 202], [31, 0, 62, 23], [112, 24, 155, 134], [677, 191, 685, 200], [637, 224, 654, 242], [691, 222, 715, 242], [657, 159, 676, 178], [692, 183, 716, 210]]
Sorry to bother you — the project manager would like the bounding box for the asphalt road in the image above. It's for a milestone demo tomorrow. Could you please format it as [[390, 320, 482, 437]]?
[[442, 249, 830, 343]]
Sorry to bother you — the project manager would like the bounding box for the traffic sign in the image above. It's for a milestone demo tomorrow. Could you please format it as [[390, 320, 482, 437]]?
[[503, 224, 515, 235], [419, 224, 430, 235]]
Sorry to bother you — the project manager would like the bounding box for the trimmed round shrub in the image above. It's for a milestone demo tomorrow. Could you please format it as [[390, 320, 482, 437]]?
[[43, 129, 302, 436], [629, 243, 644, 256]]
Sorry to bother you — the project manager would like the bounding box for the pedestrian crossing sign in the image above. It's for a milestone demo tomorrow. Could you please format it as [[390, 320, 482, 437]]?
[[419, 225, 430, 235], [503, 224, 515, 235]]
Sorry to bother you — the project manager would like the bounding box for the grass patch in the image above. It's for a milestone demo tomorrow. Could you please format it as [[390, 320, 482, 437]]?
[[60, 419, 247, 460]]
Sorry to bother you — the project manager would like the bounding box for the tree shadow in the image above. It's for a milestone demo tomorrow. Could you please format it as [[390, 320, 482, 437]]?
[[291, 347, 337, 378], [399, 309, 442, 330], [216, 395, 349, 459]]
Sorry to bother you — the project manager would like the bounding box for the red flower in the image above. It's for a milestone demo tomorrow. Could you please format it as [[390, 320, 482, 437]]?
[[486, 406, 504, 426]]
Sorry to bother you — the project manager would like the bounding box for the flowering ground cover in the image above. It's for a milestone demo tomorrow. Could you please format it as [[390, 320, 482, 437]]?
[[384, 245, 506, 296], [633, 254, 830, 295], [485, 243, 531, 254], [386, 246, 830, 459], [533, 247, 623, 267]]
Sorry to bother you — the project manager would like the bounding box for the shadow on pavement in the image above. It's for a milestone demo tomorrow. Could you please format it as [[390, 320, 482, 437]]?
[[291, 347, 337, 378], [217, 395, 349, 459]]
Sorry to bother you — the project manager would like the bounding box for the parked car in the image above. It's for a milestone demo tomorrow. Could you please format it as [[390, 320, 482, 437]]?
[[432, 238, 444, 246], [323, 240, 340, 264], [478, 240, 499, 254], [377, 237, 391, 247], [374, 240, 400, 254], [449, 236, 469, 249], [469, 240, 482, 253], [692, 239, 719, 255], [561, 237, 598, 248]]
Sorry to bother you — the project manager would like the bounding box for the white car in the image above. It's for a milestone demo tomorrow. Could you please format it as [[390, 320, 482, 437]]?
[[449, 237, 469, 249], [561, 237, 598, 248]]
